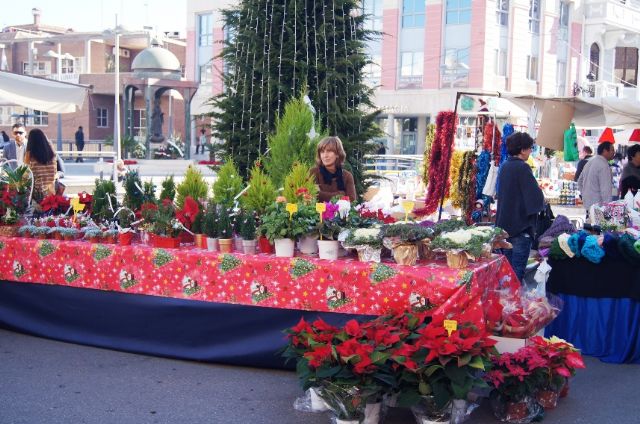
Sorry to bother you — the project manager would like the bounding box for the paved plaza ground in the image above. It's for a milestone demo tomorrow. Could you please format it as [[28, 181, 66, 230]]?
[[1, 329, 639, 424]]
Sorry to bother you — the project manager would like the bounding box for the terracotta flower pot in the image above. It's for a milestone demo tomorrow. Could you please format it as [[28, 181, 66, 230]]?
[[194, 233, 205, 249], [258, 236, 273, 254], [242, 239, 257, 255], [63, 234, 77, 241], [53, 233, 63, 241], [218, 238, 233, 253]]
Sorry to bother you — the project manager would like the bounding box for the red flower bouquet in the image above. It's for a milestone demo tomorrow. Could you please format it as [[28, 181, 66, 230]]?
[[40, 194, 71, 215]]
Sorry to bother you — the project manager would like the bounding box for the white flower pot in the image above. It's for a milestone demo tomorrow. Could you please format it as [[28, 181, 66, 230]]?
[[206, 237, 219, 252], [233, 236, 244, 252], [274, 238, 295, 257], [335, 419, 360, 424], [298, 235, 319, 255], [318, 240, 340, 260], [363, 402, 382, 424], [242, 239, 257, 255]]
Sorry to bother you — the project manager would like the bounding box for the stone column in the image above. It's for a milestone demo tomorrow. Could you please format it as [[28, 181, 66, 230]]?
[[386, 114, 395, 155]]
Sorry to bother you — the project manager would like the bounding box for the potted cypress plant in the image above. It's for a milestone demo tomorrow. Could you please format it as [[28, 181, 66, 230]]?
[[217, 206, 234, 253], [242, 164, 277, 254], [239, 210, 257, 254], [192, 209, 205, 249], [202, 203, 219, 252]]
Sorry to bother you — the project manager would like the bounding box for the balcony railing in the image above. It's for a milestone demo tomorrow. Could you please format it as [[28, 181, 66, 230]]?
[[585, 0, 640, 30]]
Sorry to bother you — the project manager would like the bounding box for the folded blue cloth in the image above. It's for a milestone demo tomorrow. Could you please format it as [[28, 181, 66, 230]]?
[[581, 235, 605, 264], [602, 233, 621, 259]]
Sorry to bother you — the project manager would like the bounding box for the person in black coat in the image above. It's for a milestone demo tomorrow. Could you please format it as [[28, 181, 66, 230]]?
[[496, 132, 545, 283], [574, 145, 593, 182], [74, 126, 85, 162]]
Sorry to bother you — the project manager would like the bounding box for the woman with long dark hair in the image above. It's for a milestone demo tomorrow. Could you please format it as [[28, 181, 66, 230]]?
[[25, 128, 57, 198]]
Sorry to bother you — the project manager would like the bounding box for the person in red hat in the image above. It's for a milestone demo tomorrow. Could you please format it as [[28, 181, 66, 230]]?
[[577, 141, 615, 211]]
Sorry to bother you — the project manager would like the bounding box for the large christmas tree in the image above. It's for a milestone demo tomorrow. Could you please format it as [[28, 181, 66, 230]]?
[[209, 0, 380, 196]]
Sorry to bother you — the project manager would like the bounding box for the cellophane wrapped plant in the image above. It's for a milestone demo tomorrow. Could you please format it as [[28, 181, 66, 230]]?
[[342, 227, 384, 262], [431, 226, 503, 259], [382, 223, 434, 266], [390, 320, 497, 424]]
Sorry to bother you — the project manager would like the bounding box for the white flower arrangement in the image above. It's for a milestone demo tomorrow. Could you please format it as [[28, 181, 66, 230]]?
[[336, 199, 351, 219]]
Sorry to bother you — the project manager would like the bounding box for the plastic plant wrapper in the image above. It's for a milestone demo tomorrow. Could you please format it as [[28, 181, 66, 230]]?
[[489, 393, 543, 424], [319, 383, 379, 423], [489, 288, 563, 338], [411, 397, 478, 424], [535, 387, 559, 409], [293, 387, 330, 413], [354, 245, 382, 263]]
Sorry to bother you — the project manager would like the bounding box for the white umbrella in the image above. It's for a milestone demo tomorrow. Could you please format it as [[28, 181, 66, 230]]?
[[614, 128, 640, 145]]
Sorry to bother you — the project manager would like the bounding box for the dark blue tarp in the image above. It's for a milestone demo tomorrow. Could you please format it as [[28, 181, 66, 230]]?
[[0, 281, 373, 369]]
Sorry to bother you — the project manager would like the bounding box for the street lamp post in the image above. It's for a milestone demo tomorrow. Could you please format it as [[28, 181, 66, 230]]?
[[104, 16, 122, 185]]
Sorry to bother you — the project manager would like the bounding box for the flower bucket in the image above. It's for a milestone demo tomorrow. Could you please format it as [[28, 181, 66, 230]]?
[[194, 233, 205, 249], [151, 234, 181, 249], [318, 240, 340, 260], [392, 243, 418, 265], [180, 232, 194, 244], [219, 238, 233, 253], [446, 251, 469, 269], [234, 236, 244, 252], [363, 402, 382, 424], [0, 224, 20, 237], [206, 237, 219, 252], [298, 235, 319, 255], [535, 389, 559, 409], [242, 239, 257, 255], [258, 236, 273, 254], [274, 238, 295, 257], [119, 232, 133, 246]]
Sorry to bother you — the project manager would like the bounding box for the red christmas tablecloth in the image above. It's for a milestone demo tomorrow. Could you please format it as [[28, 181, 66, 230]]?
[[0, 237, 519, 325]]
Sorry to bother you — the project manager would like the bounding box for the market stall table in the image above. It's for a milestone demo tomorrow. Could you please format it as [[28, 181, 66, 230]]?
[[545, 256, 640, 364], [0, 236, 518, 368]]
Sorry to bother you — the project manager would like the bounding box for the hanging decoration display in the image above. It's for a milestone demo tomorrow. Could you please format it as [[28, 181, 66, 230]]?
[[421, 123, 436, 188], [414, 111, 457, 216], [475, 150, 491, 200], [483, 121, 502, 165], [447, 151, 465, 206], [501, 122, 514, 165], [459, 151, 478, 224]]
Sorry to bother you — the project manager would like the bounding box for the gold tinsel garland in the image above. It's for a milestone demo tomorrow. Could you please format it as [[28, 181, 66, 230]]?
[[421, 123, 436, 187], [447, 151, 465, 207]]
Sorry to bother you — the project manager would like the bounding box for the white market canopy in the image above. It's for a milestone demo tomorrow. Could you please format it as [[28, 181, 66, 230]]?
[[0, 70, 88, 113]]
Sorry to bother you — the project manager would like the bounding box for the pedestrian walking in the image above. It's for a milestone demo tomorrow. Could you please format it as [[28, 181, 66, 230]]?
[[75, 126, 85, 162], [197, 129, 207, 155], [495, 132, 544, 283], [577, 141, 615, 211]]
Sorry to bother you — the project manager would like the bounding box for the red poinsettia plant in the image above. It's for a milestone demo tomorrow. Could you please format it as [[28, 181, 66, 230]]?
[[175, 196, 200, 230], [390, 317, 497, 409], [40, 194, 71, 215], [357, 206, 397, 224], [528, 335, 586, 390]]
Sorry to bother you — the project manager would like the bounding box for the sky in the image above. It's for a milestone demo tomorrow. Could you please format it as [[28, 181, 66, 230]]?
[[1, 0, 187, 36]]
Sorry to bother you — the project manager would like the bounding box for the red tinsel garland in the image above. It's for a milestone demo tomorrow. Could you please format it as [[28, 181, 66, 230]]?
[[483, 121, 502, 165], [415, 111, 457, 216]]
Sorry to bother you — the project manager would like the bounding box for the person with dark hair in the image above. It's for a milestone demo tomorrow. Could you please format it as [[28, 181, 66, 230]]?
[[495, 132, 544, 283], [310, 136, 356, 202], [574, 145, 593, 182], [620, 144, 640, 197], [577, 141, 615, 210], [74, 126, 84, 162], [3, 123, 28, 169], [1, 130, 9, 142], [25, 128, 57, 199]]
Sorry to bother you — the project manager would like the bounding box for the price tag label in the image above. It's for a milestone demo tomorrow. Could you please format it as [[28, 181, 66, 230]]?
[[286, 203, 298, 220], [443, 319, 458, 336], [315, 202, 326, 222], [71, 197, 85, 214], [401, 200, 415, 222]]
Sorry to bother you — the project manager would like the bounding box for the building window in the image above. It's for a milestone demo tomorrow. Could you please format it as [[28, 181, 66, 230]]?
[[615, 47, 638, 87], [496, 0, 509, 26], [494, 49, 507, 76], [526, 55, 539, 80], [22, 61, 51, 75], [133, 109, 146, 137], [529, 0, 540, 34], [446, 0, 472, 25], [400, 118, 417, 155], [32, 110, 48, 126], [97, 108, 108, 128], [559, 1, 570, 27], [61, 58, 74, 74], [364, 54, 382, 86], [556, 60, 567, 96], [198, 13, 213, 47], [400, 51, 423, 77], [590, 43, 600, 81], [363, 0, 383, 31], [199, 64, 212, 83], [402, 0, 425, 28]]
